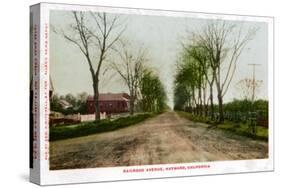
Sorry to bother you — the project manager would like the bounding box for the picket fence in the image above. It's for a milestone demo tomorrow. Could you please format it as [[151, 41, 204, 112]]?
[[65, 112, 107, 122]]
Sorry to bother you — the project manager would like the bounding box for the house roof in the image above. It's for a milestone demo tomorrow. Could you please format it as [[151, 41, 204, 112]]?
[[87, 93, 130, 101], [58, 99, 72, 107]]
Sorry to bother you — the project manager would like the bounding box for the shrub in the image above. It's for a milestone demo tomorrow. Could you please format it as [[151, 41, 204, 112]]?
[[50, 113, 156, 141]]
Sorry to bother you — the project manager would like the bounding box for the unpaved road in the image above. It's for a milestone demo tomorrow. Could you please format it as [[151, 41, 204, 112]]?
[[50, 111, 268, 170]]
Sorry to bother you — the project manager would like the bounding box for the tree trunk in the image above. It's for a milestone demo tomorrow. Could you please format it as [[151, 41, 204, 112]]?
[[209, 85, 214, 120], [93, 79, 100, 121], [192, 89, 198, 115], [198, 87, 203, 116], [217, 63, 224, 122], [217, 91, 224, 122], [129, 90, 135, 115], [203, 87, 208, 117]]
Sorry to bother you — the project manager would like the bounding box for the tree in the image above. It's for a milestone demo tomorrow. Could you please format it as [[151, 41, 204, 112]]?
[[187, 45, 215, 118], [174, 53, 201, 114], [173, 82, 192, 111], [77, 92, 88, 103], [236, 78, 263, 101], [111, 42, 147, 115], [76, 92, 89, 114], [191, 21, 257, 122], [54, 11, 126, 120], [175, 42, 217, 116], [50, 93, 61, 112], [65, 93, 76, 106], [140, 70, 167, 112]]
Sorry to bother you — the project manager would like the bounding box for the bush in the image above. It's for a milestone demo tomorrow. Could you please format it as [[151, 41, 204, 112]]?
[[177, 111, 268, 141], [50, 113, 156, 141]]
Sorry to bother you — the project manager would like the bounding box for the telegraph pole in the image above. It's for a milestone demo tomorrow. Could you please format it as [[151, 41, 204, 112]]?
[[248, 63, 261, 135], [248, 64, 261, 102]]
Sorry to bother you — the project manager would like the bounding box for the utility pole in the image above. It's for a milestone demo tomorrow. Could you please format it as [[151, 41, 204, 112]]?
[[248, 64, 261, 102]]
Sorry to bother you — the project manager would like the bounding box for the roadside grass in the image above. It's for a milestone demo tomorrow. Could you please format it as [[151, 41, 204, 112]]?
[[177, 111, 215, 124], [176, 111, 268, 141], [50, 113, 158, 141]]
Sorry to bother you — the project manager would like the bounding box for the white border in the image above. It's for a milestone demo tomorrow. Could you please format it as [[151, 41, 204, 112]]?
[[30, 4, 41, 184], [40, 3, 50, 184], [38, 3, 274, 185]]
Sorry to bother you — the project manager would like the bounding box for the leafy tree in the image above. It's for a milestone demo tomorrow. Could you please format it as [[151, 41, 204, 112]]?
[[65, 93, 76, 106], [50, 93, 61, 112], [173, 82, 192, 111], [174, 48, 206, 115], [140, 70, 167, 113], [187, 45, 214, 118]]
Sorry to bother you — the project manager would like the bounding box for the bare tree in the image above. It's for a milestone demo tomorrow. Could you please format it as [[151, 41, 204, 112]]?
[[53, 11, 126, 120], [111, 42, 147, 115], [236, 78, 263, 100], [193, 21, 257, 122]]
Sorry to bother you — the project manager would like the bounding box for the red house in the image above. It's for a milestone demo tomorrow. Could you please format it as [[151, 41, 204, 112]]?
[[87, 93, 130, 114]]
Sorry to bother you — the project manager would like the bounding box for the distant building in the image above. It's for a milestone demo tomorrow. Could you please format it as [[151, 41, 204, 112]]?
[[87, 93, 130, 114], [58, 99, 72, 110]]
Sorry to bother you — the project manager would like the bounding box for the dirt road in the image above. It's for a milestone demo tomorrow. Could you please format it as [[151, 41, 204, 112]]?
[[50, 111, 268, 170]]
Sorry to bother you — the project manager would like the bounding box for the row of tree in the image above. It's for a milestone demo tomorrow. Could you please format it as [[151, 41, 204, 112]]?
[[53, 11, 167, 118], [174, 21, 257, 122]]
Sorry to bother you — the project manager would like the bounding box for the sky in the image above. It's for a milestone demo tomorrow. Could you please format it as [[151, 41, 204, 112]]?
[[50, 10, 268, 108]]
